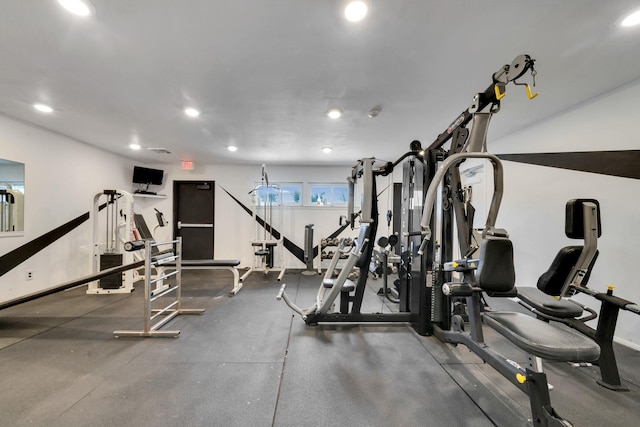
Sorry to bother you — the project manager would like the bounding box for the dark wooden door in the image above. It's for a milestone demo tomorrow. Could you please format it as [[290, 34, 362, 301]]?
[[173, 181, 215, 260]]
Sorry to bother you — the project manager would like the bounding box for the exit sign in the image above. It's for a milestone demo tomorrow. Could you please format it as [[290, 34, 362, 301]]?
[[181, 161, 194, 171]]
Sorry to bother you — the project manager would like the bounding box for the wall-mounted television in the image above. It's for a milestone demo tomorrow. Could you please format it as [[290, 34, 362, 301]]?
[[132, 166, 164, 186]]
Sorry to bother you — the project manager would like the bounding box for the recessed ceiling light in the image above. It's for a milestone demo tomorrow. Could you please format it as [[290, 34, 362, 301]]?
[[327, 108, 343, 119], [322, 146, 333, 154], [129, 143, 141, 150], [33, 103, 53, 113], [621, 10, 640, 27], [227, 145, 238, 152], [344, 1, 368, 22], [184, 107, 200, 117], [58, 0, 95, 16]]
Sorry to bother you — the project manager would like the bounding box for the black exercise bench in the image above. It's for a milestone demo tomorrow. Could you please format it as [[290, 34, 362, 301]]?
[[133, 213, 243, 295]]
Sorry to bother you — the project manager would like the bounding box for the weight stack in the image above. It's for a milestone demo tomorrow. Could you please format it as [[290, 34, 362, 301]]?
[[99, 253, 123, 289]]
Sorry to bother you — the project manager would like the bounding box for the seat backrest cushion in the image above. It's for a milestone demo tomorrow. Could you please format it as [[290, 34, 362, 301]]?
[[476, 236, 516, 293], [134, 213, 160, 254], [565, 198, 601, 239], [537, 246, 582, 295], [537, 246, 599, 295]]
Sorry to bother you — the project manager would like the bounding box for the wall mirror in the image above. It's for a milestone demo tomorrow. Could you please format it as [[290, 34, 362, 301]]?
[[0, 158, 25, 233]]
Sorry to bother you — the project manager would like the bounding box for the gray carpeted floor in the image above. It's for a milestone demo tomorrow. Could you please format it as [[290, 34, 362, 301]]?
[[0, 269, 638, 426]]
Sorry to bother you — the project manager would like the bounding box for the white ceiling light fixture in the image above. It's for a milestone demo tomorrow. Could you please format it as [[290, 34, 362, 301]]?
[[33, 103, 54, 113], [326, 108, 343, 119], [129, 143, 141, 150], [344, 1, 368, 22], [58, 0, 95, 17], [620, 10, 640, 27], [227, 145, 238, 152], [322, 146, 333, 154], [184, 107, 200, 118]]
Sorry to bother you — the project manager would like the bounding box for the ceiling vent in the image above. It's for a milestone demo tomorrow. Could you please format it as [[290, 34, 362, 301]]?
[[147, 147, 172, 154]]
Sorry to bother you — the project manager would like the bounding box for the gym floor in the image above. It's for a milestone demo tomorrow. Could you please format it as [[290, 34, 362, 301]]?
[[0, 269, 638, 426]]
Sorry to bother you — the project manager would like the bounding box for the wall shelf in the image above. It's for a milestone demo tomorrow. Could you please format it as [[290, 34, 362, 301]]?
[[133, 193, 167, 199]]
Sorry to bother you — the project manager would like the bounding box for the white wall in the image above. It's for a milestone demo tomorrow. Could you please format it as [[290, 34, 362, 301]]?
[[0, 116, 135, 302], [0, 116, 393, 303], [489, 79, 640, 347], [6, 78, 636, 347], [135, 162, 395, 270]]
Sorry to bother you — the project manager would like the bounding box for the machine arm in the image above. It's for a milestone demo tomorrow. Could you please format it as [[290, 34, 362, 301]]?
[[426, 54, 537, 151]]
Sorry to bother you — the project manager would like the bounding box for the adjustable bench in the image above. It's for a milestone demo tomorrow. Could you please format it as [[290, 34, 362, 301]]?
[[516, 199, 640, 391]]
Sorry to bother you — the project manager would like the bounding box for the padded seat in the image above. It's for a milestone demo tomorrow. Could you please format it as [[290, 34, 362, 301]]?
[[484, 311, 600, 362], [322, 278, 355, 292], [517, 287, 583, 319]]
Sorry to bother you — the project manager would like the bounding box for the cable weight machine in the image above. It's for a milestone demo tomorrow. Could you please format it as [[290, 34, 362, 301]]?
[[242, 164, 286, 281], [0, 183, 24, 232], [408, 55, 608, 426], [278, 148, 424, 324], [278, 53, 540, 325], [398, 54, 539, 335], [87, 189, 137, 294]]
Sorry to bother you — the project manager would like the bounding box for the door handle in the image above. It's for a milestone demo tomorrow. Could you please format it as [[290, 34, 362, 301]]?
[[178, 222, 213, 229]]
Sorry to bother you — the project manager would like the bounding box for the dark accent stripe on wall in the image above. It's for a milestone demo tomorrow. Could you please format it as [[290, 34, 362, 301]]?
[[0, 212, 89, 277], [497, 150, 640, 180], [220, 186, 350, 264], [0, 199, 114, 278]]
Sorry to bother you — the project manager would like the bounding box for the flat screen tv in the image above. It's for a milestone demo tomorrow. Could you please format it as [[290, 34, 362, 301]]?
[[132, 166, 164, 186]]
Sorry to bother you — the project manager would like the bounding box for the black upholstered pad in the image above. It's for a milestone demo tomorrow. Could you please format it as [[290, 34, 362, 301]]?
[[483, 311, 600, 362], [536, 246, 582, 295], [180, 259, 241, 267], [517, 287, 583, 319], [476, 237, 516, 293]]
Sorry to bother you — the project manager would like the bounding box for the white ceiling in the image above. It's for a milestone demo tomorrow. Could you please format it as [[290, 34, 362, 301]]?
[[1, 1, 640, 166]]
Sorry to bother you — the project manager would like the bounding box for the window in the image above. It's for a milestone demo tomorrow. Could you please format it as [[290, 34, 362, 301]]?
[[253, 185, 280, 207], [253, 182, 302, 206], [280, 183, 302, 206], [309, 183, 349, 206]]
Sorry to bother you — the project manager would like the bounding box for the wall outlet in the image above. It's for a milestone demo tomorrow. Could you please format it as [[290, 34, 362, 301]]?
[[26, 271, 33, 281]]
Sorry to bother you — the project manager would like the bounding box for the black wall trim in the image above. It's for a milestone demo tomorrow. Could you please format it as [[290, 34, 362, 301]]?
[[0, 212, 89, 277], [497, 150, 640, 180], [0, 199, 114, 278], [221, 186, 349, 264]]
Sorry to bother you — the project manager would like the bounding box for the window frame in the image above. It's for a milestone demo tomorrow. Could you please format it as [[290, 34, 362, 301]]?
[[307, 182, 350, 207]]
